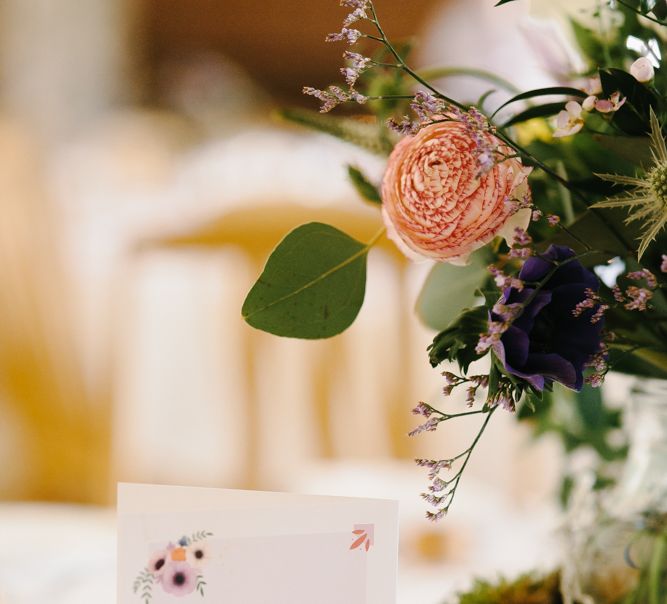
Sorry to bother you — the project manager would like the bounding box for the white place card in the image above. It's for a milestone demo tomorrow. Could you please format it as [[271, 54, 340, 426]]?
[[117, 483, 399, 603]]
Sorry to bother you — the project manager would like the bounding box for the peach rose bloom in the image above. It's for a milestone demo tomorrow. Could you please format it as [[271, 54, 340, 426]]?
[[381, 120, 532, 264]]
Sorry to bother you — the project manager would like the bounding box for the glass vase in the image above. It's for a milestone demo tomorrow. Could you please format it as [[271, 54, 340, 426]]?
[[561, 378, 667, 604]]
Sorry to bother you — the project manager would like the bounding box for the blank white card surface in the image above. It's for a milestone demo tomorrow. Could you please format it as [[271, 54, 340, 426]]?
[[117, 483, 399, 603]]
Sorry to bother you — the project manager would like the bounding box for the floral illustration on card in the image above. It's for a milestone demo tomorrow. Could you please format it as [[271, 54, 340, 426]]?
[[133, 530, 213, 602], [349, 523, 374, 552]]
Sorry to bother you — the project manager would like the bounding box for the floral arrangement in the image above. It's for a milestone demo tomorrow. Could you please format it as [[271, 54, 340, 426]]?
[[242, 0, 667, 522], [133, 531, 212, 602]]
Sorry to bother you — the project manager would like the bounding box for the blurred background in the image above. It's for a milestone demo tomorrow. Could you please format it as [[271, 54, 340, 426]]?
[[0, 0, 601, 602]]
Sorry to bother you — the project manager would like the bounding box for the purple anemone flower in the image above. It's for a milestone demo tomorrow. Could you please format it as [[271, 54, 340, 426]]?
[[492, 245, 603, 391]]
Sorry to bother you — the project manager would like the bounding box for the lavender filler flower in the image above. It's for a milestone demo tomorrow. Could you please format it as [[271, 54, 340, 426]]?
[[491, 245, 604, 391]]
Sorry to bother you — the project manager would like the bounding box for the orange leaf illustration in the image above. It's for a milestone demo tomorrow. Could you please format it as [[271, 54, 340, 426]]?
[[350, 534, 367, 550]]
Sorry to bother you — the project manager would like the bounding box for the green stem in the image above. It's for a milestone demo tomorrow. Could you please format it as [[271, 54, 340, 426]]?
[[494, 129, 634, 253], [648, 533, 666, 604], [615, 0, 667, 26], [444, 408, 496, 511], [367, 2, 468, 110], [417, 66, 521, 94]]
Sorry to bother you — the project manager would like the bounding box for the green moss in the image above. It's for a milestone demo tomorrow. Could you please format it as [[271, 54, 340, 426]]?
[[453, 572, 562, 604]]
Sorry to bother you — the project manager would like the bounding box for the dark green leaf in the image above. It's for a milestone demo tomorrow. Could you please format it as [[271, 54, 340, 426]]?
[[427, 306, 488, 372], [242, 222, 368, 339], [502, 102, 566, 127], [415, 251, 487, 331], [590, 134, 653, 167], [599, 67, 658, 135], [653, 2, 667, 19], [545, 208, 634, 261], [347, 165, 381, 204], [492, 86, 586, 118]]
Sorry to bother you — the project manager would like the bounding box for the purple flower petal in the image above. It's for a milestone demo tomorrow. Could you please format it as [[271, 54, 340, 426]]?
[[493, 245, 602, 392]]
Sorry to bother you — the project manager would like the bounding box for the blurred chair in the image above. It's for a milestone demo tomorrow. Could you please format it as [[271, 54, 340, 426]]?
[[0, 122, 112, 504]]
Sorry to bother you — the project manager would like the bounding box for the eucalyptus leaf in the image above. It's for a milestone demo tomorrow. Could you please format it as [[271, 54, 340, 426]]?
[[242, 222, 369, 339], [415, 251, 487, 331]]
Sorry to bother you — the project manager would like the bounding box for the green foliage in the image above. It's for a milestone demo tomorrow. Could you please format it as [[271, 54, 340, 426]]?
[[415, 251, 488, 331], [242, 222, 370, 339], [570, 19, 608, 68], [347, 165, 382, 204], [196, 575, 207, 597], [502, 102, 569, 128], [599, 68, 659, 135], [427, 306, 487, 372], [518, 383, 627, 505], [492, 86, 586, 119], [190, 530, 213, 543], [276, 108, 389, 155], [590, 134, 653, 168], [453, 571, 562, 604], [133, 568, 153, 604]]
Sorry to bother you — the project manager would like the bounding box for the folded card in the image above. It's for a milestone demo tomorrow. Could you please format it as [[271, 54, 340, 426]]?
[[117, 483, 399, 603]]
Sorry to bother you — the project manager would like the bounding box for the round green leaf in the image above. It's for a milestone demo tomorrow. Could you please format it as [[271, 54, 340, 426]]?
[[415, 251, 487, 332], [242, 222, 369, 339]]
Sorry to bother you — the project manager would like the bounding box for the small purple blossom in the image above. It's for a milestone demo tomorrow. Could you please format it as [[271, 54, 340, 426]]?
[[489, 265, 524, 291], [491, 245, 604, 392], [513, 227, 532, 246], [415, 458, 452, 479], [303, 85, 365, 112], [585, 342, 609, 387], [343, 7, 368, 26], [387, 116, 420, 135], [546, 214, 561, 226], [627, 268, 657, 289], [661, 255, 667, 273], [410, 90, 446, 123], [412, 401, 433, 417], [572, 288, 600, 317], [532, 209, 543, 222], [624, 286, 653, 311], [450, 106, 496, 175], [340, 0, 369, 7], [408, 417, 441, 437], [325, 27, 362, 44], [509, 247, 533, 259], [476, 319, 511, 354], [429, 477, 447, 492], [343, 50, 371, 70]]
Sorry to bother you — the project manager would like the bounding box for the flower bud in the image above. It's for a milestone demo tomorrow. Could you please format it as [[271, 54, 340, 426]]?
[[630, 57, 655, 83]]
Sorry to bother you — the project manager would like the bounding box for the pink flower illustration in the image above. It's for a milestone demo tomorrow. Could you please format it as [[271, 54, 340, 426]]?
[[161, 562, 197, 596], [147, 550, 168, 579], [186, 542, 209, 569], [381, 119, 531, 264]]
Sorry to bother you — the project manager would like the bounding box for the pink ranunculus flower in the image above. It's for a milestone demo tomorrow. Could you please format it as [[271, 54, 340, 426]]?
[[381, 120, 532, 265]]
